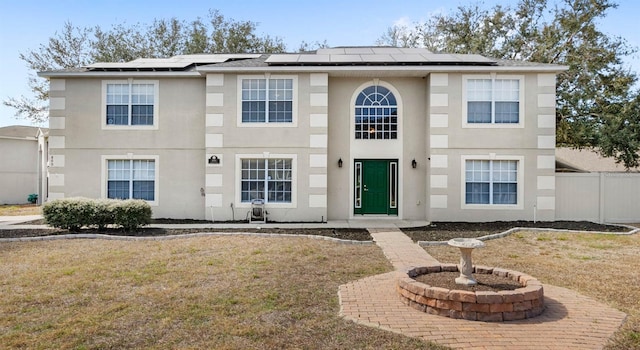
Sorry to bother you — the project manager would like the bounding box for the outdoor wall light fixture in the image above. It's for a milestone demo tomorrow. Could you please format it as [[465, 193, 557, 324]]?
[[338, 158, 343, 168], [208, 155, 220, 164], [412, 159, 417, 168]]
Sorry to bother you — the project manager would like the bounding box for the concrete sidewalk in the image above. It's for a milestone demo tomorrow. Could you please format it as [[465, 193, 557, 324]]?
[[0, 215, 43, 227], [339, 227, 627, 350], [0, 215, 429, 230]]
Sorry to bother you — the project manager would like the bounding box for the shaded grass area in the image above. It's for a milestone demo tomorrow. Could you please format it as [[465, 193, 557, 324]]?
[[0, 204, 40, 216], [0, 236, 440, 349], [424, 231, 640, 350]]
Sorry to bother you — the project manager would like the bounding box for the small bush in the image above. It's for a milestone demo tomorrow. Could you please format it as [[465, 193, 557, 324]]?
[[112, 200, 152, 231], [43, 198, 152, 231], [43, 197, 93, 231], [91, 199, 116, 230]]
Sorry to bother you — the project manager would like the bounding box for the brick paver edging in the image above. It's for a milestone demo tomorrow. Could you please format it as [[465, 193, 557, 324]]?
[[339, 272, 627, 349], [398, 264, 544, 322], [418, 225, 640, 246], [0, 232, 373, 245]]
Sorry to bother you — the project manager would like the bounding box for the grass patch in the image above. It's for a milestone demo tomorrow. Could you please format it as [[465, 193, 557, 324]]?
[[425, 231, 640, 350], [0, 204, 41, 216], [0, 236, 437, 349]]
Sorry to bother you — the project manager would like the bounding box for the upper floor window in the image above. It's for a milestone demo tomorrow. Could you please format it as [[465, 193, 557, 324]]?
[[464, 75, 523, 125], [102, 80, 159, 129], [241, 78, 293, 123], [355, 85, 398, 139]]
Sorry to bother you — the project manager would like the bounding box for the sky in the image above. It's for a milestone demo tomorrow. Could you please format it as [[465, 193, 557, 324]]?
[[1, 0, 639, 128]]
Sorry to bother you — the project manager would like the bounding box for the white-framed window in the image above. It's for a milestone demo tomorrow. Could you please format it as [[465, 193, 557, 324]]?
[[462, 75, 524, 127], [102, 80, 159, 129], [354, 161, 362, 208], [237, 75, 297, 126], [101, 155, 159, 206], [235, 154, 298, 208], [461, 156, 524, 209], [354, 85, 398, 139], [389, 161, 398, 208]]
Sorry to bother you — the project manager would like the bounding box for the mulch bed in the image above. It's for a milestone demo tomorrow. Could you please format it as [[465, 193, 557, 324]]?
[[0, 220, 630, 242], [402, 220, 629, 242], [414, 271, 522, 292], [0, 227, 373, 241]]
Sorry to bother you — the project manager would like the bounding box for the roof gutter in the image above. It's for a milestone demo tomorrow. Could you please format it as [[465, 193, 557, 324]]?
[[0, 135, 38, 141], [196, 65, 569, 74], [38, 64, 569, 78], [37, 71, 203, 78]]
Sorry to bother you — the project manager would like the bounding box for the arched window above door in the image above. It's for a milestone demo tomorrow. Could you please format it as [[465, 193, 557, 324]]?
[[354, 85, 398, 139]]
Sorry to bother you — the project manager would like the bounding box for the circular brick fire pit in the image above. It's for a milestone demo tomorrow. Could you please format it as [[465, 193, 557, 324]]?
[[397, 264, 544, 322]]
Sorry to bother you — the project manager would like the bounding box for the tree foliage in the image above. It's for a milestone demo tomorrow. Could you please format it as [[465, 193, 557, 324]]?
[[379, 0, 640, 169], [4, 10, 286, 123], [4, 22, 93, 123]]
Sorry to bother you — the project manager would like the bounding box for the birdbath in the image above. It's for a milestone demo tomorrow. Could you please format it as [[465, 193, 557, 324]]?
[[447, 238, 486, 286]]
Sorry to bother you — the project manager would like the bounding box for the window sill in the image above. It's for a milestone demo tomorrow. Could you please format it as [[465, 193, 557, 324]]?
[[236, 122, 298, 128], [235, 202, 296, 209], [461, 123, 524, 129], [462, 203, 523, 210], [102, 125, 159, 130]]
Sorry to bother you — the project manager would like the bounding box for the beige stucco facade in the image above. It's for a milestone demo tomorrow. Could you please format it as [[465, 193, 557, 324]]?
[[47, 78, 207, 218], [426, 72, 557, 222], [0, 127, 41, 204], [40, 49, 565, 222]]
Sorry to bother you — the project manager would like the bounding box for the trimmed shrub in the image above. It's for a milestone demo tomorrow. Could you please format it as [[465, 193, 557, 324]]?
[[91, 199, 116, 230], [43, 197, 94, 231], [112, 199, 152, 231], [43, 198, 152, 231]]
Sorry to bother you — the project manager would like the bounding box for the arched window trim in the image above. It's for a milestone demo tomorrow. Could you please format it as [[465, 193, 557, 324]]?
[[354, 85, 398, 140]]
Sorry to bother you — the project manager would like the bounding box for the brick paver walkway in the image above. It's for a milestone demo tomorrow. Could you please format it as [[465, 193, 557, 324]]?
[[339, 228, 627, 349]]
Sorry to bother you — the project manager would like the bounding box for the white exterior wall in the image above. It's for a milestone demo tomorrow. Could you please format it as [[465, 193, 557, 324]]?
[[0, 138, 39, 204], [556, 173, 640, 223]]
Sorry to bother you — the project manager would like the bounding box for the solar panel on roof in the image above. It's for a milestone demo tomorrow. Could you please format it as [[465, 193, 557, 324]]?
[[371, 47, 410, 54], [85, 54, 263, 70], [363, 54, 396, 62], [316, 48, 345, 55], [390, 54, 426, 62], [399, 47, 433, 54], [329, 55, 364, 63], [343, 48, 376, 54], [265, 55, 300, 63], [298, 55, 331, 63]]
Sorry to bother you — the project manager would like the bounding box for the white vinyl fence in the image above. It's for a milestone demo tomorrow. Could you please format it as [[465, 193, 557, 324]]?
[[556, 173, 640, 223]]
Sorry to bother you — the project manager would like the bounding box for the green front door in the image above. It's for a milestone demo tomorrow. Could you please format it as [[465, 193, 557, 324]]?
[[354, 159, 398, 215]]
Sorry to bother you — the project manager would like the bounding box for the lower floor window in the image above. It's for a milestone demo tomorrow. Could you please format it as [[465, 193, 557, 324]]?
[[465, 160, 517, 204], [107, 159, 155, 200], [241, 159, 292, 203]]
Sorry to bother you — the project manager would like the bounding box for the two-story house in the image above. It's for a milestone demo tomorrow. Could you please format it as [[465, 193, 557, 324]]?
[[38, 47, 566, 222]]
